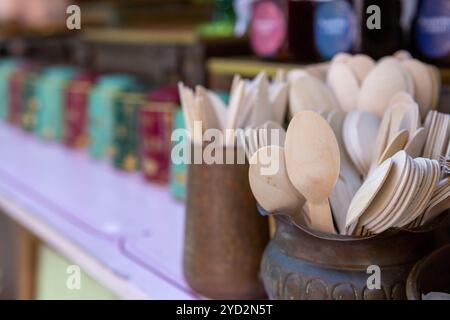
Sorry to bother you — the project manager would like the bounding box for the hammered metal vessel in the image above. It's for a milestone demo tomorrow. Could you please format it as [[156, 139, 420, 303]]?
[[184, 145, 269, 299], [260, 208, 448, 300]]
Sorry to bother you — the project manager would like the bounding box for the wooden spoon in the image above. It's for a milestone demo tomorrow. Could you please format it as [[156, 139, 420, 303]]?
[[345, 157, 394, 230], [388, 91, 415, 106], [327, 110, 361, 192], [327, 62, 360, 112], [289, 74, 339, 116], [249, 145, 306, 216], [401, 59, 434, 120], [377, 129, 409, 165], [285, 111, 340, 233], [269, 82, 288, 124], [346, 54, 375, 84], [358, 58, 411, 117], [206, 91, 228, 129], [427, 65, 441, 111], [405, 127, 427, 158], [251, 73, 273, 127], [225, 80, 246, 130], [195, 85, 221, 130]]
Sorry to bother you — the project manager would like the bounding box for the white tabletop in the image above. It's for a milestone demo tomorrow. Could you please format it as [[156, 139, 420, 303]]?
[[0, 123, 200, 299]]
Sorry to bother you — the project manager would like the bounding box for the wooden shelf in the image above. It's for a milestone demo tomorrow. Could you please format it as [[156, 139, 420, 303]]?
[[207, 56, 450, 84]]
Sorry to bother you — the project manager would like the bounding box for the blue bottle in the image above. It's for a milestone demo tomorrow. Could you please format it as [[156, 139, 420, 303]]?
[[314, 0, 357, 59], [413, 0, 450, 66]]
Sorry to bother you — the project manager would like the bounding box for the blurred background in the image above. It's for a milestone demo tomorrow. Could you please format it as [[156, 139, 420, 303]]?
[[0, 0, 449, 300]]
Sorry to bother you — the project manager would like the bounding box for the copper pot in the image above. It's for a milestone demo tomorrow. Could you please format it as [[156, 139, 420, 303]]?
[[406, 244, 450, 300], [183, 145, 269, 299], [260, 207, 449, 300]]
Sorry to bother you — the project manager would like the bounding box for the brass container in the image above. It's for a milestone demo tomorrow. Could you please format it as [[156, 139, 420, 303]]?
[[260, 208, 449, 300], [406, 244, 450, 300], [183, 145, 269, 299]]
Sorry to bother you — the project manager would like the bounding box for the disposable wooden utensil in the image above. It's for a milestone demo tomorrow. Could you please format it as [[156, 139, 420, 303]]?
[[242, 128, 260, 160], [405, 127, 427, 158], [423, 111, 438, 158], [269, 82, 289, 124], [396, 158, 431, 227], [327, 110, 361, 233], [327, 110, 362, 192], [410, 159, 441, 227], [231, 74, 241, 97], [285, 111, 340, 234], [388, 92, 415, 106], [402, 59, 434, 120], [287, 69, 309, 83], [225, 80, 246, 130], [394, 50, 412, 61], [261, 121, 286, 146], [274, 69, 286, 84], [345, 158, 393, 231], [427, 65, 441, 111], [206, 91, 228, 129], [195, 85, 221, 130], [378, 129, 409, 165], [387, 102, 415, 142], [373, 156, 418, 233], [289, 74, 339, 116], [251, 74, 273, 127], [421, 195, 450, 226], [342, 112, 367, 177], [330, 177, 355, 235], [331, 52, 351, 64], [400, 102, 421, 136], [401, 62, 416, 96], [355, 111, 380, 175], [358, 58, 412, 117], [409, 166, 446, 227], [178, 82, 191, 130], [371, 107, 393, 173], [354, 151, 409, 235], [248, 145, 306, 216], [327, 62, 360, 112], [346, 54, 375, 84], [431, 113, 449, 160]]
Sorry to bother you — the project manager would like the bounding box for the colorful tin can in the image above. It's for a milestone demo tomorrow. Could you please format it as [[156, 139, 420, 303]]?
[[8, 63, 39, 127], [21, 73, 40, 132], [64, 72, 98, 148], [35, 66, 77, 140], [0, 59, 19, 121], [113, 92, 146, 171], [139, 102, 175, 183], [169, 109, 188, 200], [88, 74, 137, 159]]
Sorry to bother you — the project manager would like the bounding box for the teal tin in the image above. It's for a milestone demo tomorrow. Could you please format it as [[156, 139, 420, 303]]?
[[35, 66, 77, 140], [21, 73, 40, 131], [0, 59, 20, 120], [112, 91, 145, 171], [88, 74, 137, 159], [169, 108, 188, 201]]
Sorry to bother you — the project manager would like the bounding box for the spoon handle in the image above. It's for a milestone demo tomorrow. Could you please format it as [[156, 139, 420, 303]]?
[[307, 200, 336, 234]]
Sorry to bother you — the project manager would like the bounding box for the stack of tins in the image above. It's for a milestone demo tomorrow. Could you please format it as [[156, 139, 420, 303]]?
[[8, 62, 39, 127], [139, 86, 178, 183], [113, 91, 146, 171], [88, 74, 137, 160], [64, 72, 99, 148], [0, 59, 19, 121], [35, 66, 77, 140]]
